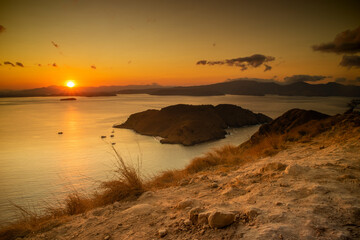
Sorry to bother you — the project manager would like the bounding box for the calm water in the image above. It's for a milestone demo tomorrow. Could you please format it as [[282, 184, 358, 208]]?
[[0, 94, 351, 224]]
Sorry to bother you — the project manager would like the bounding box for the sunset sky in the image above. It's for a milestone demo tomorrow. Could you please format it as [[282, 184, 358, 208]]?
[[0, 0, 359, 89]]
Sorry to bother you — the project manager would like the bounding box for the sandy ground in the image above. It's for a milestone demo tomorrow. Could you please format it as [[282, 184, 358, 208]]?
[[24, 132, 360, 240]]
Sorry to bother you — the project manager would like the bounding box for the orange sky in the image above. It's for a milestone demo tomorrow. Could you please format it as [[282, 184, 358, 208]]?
[[0, 0, 359, 89]]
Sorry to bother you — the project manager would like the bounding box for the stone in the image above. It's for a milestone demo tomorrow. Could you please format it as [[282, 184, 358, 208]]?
[[122, 204, 153, 215], [138, 191, 154, 201], [210, 182, 219, 188], [208, 210, 235, 228], [158, 228, 167, 238], [260, 162, 287, 172], [221, 186, 247, 196], [198, 211, 211, 225], [189, 207, 202, 224], [284, 164, 309, 176], [184, 219, 192, 226], [104, 235, 110, 240], [179, 179, 189, 186], [177, 199, 198, 209]]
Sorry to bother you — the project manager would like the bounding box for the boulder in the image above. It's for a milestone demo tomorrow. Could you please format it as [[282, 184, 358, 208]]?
[[208, 210, 235, 228]]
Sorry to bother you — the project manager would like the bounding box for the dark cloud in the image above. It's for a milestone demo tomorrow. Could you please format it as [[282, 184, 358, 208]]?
[[4, 61, 15, 67], [264, 64, 272, 72], [196, 60, 207, 65], [51, 41, 59, 48], [312, 26, 360, 54], [52, 63, 57, 67], [196, 54, 275, 71], [339, 55, 360, 68], [91, 65, 96, 69], [0, 25, 5, 33], [284, 75, 329, 83], [335, 77, 346, 83], [16, 62, 24, 67]]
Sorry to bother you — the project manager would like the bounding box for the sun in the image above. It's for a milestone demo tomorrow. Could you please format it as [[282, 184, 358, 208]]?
[[66, 80, 76, 88]]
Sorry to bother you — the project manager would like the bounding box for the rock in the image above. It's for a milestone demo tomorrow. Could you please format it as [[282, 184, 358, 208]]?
[[198, 211, 211, 225], [199, 175, 209, 180], [138, 191, 154, 201], [179, 179, 189, 186], [189, 207, 202, 224], [176, 199, 199, 209], [184, 219, 192, 226], [210, 182, 219, 188], [104, 235, 110, 240], [284, 164, 309, 176], [260, 162, 287, 172], [208, 210, 235, 228], [158, 228, 167, 238], [122, 204, 153, 215], [245, 208, 259, 221], [221, 186, 247, 196], [92, 208, 105, 216]]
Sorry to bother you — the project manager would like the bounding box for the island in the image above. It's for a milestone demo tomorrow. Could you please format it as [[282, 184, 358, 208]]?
[[114, 104, 272, 146], [60, 97, 77, 101]]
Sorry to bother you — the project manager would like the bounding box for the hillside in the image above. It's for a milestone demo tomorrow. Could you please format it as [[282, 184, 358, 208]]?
[[114, 104, 272, 146], [118, 79, 360, 97]]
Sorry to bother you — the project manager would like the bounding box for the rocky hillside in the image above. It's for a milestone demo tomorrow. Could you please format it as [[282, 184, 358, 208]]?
[[22, 111, 360, 240], [114, 104, 271, 146]]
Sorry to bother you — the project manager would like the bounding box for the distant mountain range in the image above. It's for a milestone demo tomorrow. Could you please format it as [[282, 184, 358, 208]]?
[[118, 79, 360, 97], [0, 84, 164, 97], [1, 79, 359, 98]]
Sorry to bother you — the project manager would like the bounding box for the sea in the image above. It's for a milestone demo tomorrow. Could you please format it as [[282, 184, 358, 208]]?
[[0, 94, 352, 224]]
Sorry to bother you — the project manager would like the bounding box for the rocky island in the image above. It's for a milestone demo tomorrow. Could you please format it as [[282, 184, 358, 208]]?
[[114, 104, 272, 146]]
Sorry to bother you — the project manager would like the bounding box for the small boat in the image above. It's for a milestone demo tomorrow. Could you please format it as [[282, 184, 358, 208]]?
[[101, 136, 106, 139], [110, 134, 114, 138], [111, 143, 116, 145], [111, 130, 115, 133], [58, 132, 63, 135]]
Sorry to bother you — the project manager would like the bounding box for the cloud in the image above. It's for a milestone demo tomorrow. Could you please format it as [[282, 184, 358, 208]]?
[[51, 41, 59, 48], [4, 61, 15, 67], [284, 75, 329, 83], [0, 25, 5, 33], [335, 77, 346, 83], [339, 55, 360, 68], [196, 54, 275, 71], [16, 62, 24, 67], [335, 76, 360, 85], [91, 65, 96, 69], [312, 26, 360, 54], [264, 64, 272, 72]]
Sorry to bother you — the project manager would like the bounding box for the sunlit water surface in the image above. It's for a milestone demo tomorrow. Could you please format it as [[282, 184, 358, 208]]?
[[0, 94, 351, 224]]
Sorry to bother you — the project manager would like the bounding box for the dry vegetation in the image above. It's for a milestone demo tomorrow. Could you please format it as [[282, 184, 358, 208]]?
[[1, 110, 359, 240]]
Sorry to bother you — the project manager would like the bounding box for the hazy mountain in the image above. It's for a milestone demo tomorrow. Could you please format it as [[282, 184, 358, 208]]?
[[0, 84, 165, 97], [118, 79, 360, 97]]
